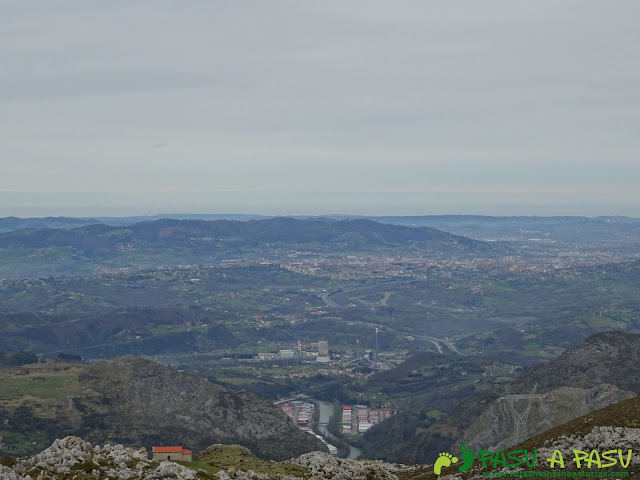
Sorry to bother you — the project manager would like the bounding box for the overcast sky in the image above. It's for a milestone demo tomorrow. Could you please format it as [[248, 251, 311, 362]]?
[[1, 1, 639, 217]]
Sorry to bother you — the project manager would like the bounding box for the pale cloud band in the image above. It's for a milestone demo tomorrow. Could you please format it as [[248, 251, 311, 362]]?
[[1, 1, 639, 216]]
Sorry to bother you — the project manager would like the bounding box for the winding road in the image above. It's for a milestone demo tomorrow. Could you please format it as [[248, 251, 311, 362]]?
[[317, 283, 465, 356], [338, 320, 465, 356]]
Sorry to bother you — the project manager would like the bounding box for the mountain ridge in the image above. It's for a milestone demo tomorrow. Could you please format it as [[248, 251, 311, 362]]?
[[0, 356, 326, 461], [360, 331, 640, 464], [0, 217, 496, 278], [0, 217, 486, 249]]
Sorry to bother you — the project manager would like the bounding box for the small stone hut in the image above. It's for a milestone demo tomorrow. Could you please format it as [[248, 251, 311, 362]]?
[[152, 446, 192, 462]]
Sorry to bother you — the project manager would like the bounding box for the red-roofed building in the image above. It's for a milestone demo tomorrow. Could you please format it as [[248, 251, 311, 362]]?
[[152, 446, 192, 462]]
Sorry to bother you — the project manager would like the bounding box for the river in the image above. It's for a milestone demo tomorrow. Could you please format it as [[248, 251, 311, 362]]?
[[313, 399, 362, 460]]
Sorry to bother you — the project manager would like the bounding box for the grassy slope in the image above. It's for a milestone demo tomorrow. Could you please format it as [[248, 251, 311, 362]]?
[[182, 444, 310, 478], [0, 363, 100, 415]]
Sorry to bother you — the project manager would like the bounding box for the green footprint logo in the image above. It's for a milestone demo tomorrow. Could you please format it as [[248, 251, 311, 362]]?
[[434, 452, 458, 475], [458, 445, 476, 472]]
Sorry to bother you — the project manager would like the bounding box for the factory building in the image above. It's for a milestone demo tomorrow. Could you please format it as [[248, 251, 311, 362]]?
[[316, 340, 330, 363]]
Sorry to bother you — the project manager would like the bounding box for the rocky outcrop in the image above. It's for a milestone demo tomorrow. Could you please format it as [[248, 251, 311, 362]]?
[[457, 384, 636, 451], [77, 356, 327, 460], [535, 426, 640, 459], [424, 395, 640, 479], [0, 356, 326, 461], [439, 427, 640, 480], [0, 437, 417, 480], [382, 331, 640, 464], [4, 436, 197, 480], [511, 331, 640, 394], [289, 452, 411, 480], [455, 332, 640, 452]]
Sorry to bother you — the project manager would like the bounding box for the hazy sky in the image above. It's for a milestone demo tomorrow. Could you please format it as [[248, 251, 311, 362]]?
[[1, 1, 639, 217]]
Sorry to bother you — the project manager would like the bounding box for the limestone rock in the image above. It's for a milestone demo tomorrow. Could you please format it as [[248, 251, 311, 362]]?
[[0, 436, 198, 480], [457, 384, 635, 451], [0, 436, 418, 480]]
